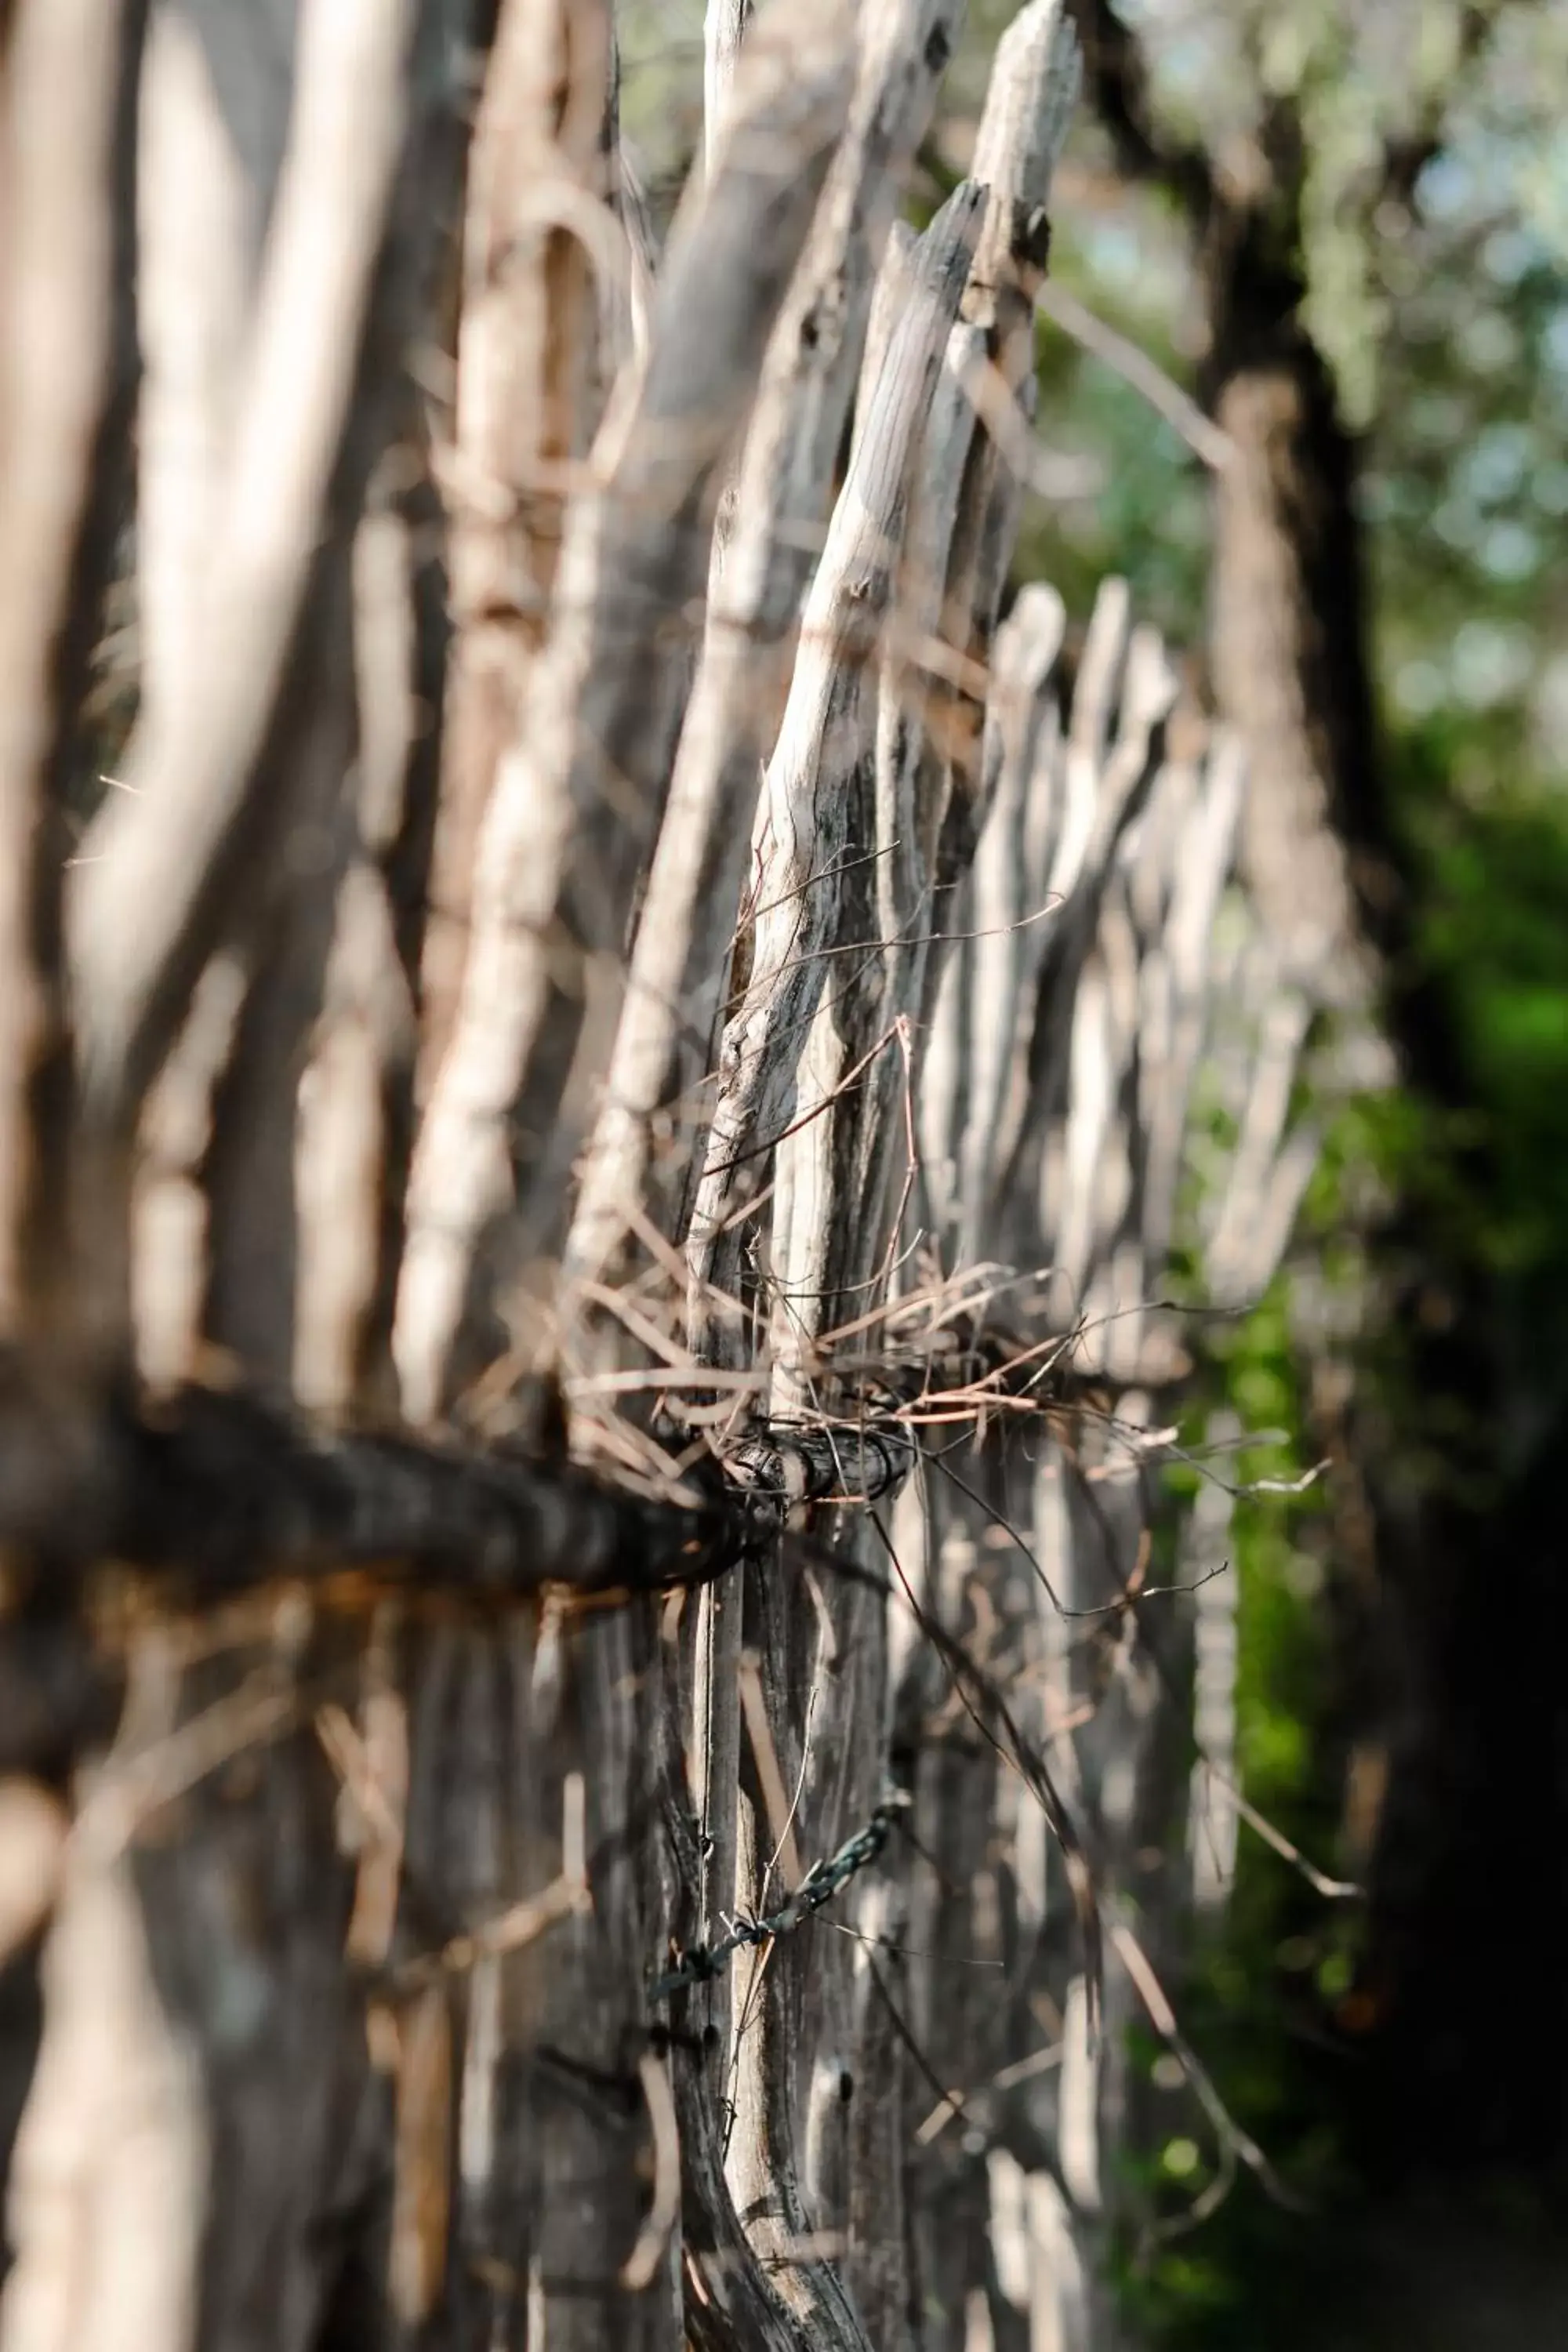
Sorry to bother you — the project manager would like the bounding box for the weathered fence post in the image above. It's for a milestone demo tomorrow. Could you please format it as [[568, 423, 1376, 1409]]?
[[0, 2, 1329, 2347]]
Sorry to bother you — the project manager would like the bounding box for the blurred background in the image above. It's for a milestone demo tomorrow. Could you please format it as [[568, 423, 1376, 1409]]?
[[613, 2, 1568, 2341]]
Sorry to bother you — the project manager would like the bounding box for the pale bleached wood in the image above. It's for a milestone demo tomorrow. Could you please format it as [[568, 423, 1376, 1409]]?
[[983, 598, 1177, 1319], [654, 1642, 826, 2352], [133, 5, 255, 748], [907, 583, 1244, 2340], [956, 565, 1131, 1254], [1136, 729, 1247, 1295], [0, 0, 130, 1339], [97, 0, 462, 1370], [600, 32, 657, 390], [293, 848, 412, 1417], [699, 0, 757, 601], [927, 369, 1038, 880], [420, 0, 619, 1091], [0, 0, 1348, 2332], [561, 0, 968, 1330], [775, 303, 989, 1321], [870, 292, 988, 922], [682, 181, 985, 1379], [846, 218, 918, 474], [69, 0, 425, 1126], [303, 463, 448, 1414], [1014, 2165, 1090, 2352], [770, 1, 1083, 1345], [0, 1848, 205, 2352], [91, 0, 467, 1425], [1060, 896, 1144, 1373], [704, 0, 757, 172], [1058, 626, 1180, 970], [922, 0, 1081, 866], [986, 2150, 1031, 2332], [282, 378, 447, 1420], [844, 1872, 914, 2347], [0, 1783, 66, 1970], [614, 132, 659, 370], [1052, 577, 1135, 898], [897, 0, 1082, 1027], [129, 0, 419, 1404], [966, 697, 1300, 2307], [131, 957, 249, 1392], [733, 280, 989, 1386], [198, 571, 359, 1388], [125, 7, 258, 1392], [1034, 2089, 1100, 2343], [683, 1550, 745, 2118], [892, 315, 996, 1244], [1204, 980, 1318, 1305], [744, 16, 1088, 2271], [720, 1568, 883, 2352], [664, 39, 971, 2083], [953, 586, 1066, 1265], [727, 35, 1107, 2320], [395, 0, 862, 1424], [1034, 630, 1171, 1364], [3, 1623, 217, 2352], [1187, 1407, 1241, 1908], [902, 1468, 1038, 2336]]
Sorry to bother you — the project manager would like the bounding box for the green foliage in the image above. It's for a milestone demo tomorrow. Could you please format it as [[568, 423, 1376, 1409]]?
[[1113, 1283, 1359, 2349]]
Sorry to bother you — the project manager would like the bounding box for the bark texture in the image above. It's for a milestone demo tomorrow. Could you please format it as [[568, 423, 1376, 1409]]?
[[0, 5, 1333, 2347]]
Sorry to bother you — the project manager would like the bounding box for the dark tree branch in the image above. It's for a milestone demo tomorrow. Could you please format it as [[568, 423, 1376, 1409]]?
[[1067, 0, 1211, 221]]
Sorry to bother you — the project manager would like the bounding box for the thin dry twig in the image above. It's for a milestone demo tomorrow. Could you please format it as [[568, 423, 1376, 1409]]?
[[620, 2049, 682, 2290], [1036, 279, 1237, 473]]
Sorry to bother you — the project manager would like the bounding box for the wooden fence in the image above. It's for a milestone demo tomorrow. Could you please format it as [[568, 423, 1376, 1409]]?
[[0, 1, 1323, 2346]]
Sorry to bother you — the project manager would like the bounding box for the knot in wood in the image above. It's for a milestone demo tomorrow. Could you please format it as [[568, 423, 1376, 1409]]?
[[721, 1420, 916, 1517]]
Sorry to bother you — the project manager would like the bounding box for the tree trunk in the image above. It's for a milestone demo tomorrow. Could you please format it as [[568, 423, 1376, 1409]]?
[[1203, 214, 1387, 1023]]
